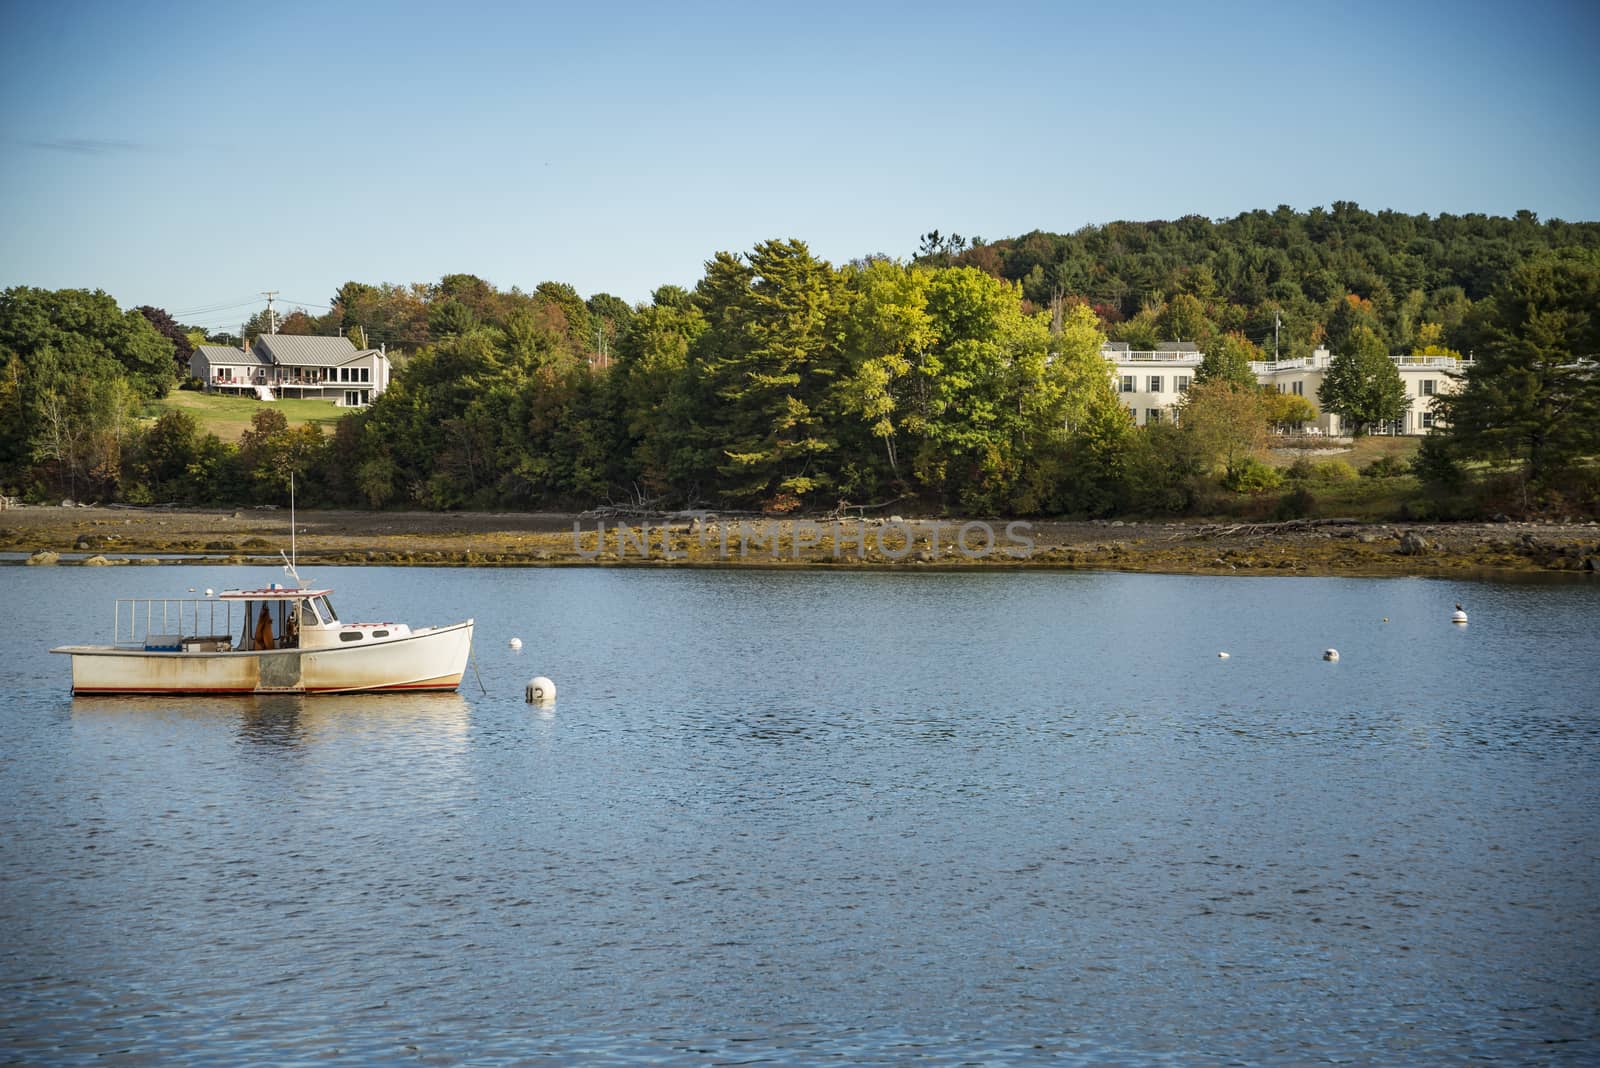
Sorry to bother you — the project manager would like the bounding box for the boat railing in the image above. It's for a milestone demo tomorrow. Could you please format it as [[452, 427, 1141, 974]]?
[[115, 598, 239, 650]]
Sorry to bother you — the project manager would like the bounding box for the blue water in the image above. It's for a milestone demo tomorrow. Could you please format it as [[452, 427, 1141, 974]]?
[[1, 565, 1597, 1065]]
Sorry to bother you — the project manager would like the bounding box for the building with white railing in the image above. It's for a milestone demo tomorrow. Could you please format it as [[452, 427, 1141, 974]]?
[[190, 335, 392, 407], [1102, 342, 1470, 435], [1103, 342, 1203, 427]]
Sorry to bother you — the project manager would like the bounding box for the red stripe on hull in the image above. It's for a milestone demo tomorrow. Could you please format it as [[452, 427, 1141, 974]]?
[[72, 680, 462, 695]]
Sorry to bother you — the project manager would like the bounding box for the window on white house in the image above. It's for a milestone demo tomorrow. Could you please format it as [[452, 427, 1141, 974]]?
[[1421, 379, 1436, 396], [1120, 375, 1135, 393], [1176, 375, 1191, 393], [1147, 409, 1162, 424], [1292, 381, 1304, 396], [1147, 375, 1163, 393], [1421, 410, 1435, 429]]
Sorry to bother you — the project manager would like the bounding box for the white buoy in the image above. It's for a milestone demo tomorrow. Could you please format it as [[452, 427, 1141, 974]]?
[[508, 637, 523, 650], [1451, 604, 1468, 625], [1217, 652, 1230, 659], [1323, 648, 1340, 661], [526, 676, 556, 704], [205, 588, 214, 597]]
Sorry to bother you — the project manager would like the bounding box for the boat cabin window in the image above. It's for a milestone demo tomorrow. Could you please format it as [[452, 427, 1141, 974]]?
[[307, 595, 338, 623], [339, 631, 363, 642], [372, 629, 389, 639]]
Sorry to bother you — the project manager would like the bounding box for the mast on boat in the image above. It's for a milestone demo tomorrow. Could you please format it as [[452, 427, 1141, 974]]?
[[280, 469, 303, 587]]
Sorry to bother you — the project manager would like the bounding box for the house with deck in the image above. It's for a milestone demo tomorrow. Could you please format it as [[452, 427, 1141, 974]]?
[[189, 335, 392, 407]]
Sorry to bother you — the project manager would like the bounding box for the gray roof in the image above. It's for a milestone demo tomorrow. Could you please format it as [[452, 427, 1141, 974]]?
[[1101, 341, 1130, 352], [253, 334, 361, 367], [194, 344, 269, 367], [1155, 341, 1200, 352]]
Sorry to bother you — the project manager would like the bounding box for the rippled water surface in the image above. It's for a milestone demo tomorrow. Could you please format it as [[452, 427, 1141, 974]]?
[[2, 565, 1597, 1065]]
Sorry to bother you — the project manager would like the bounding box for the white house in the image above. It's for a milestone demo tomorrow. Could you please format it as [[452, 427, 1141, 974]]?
[[1102, 341, 1469, 435], [1248, 348, 1468, 435], [189, 335, 392, 407], [1103, 341, 1202, 427]]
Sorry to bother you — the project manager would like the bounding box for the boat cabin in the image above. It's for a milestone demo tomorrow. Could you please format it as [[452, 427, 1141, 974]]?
[[218, 586, 412, 651]]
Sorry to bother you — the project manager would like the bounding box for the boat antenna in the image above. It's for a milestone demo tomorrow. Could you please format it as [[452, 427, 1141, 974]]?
[[281, 469, 303, 586]]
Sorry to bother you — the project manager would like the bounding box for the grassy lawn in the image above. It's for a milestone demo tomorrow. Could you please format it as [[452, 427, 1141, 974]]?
[[151, 391, 348, 442], [1266, 434, 1421, 469]]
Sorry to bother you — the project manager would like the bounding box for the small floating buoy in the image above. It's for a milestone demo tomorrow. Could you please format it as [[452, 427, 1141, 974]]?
[[204, 588, 214, 597], [1451, 604, 1468, 625], [526, 676, 556, 704], [1382, 617, 1388, 623], [1217, 652, 1229, 659], [1323, 648, 1340, 662], [508, 637, 523, 650]]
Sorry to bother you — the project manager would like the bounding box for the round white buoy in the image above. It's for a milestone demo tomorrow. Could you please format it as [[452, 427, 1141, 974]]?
[[1217, 652, 1230, 659], [526, 676, 556, 704], [205, 588, 214, 597], [1323, 648, 1340, 662], [508, 637, 523, 650], [1451, 610, 1468, 625]]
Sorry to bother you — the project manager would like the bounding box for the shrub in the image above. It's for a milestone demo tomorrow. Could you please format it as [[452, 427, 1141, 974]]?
[[1411, 435, 1464, 492], [1361, 455, 1409, 479], [1313, 460, 1358, 482], [1223, 457, 1284, 494], [1286, 457, 1316, 481], [1274, 486, 1317, 519]]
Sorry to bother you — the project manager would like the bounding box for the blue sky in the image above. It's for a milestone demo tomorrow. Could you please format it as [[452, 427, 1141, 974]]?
[[2, 0, 1596, 335]]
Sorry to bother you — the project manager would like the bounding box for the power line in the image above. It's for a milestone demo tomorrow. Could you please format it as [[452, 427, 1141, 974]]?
[[170, 297, 262, 317]]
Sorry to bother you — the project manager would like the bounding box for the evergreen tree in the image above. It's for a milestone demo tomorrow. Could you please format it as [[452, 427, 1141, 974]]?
[[696, 240, 839, 509], [1441, 254, 1600, 482]]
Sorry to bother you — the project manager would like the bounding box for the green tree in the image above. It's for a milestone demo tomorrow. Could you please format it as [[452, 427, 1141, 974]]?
[[1196, 331, 1262, 388], [136, 306, 195, 376], [1263, 391, 1319, 431], [835, 259, 935, 483], [1156, 292, 1213, 343], [1440, 254, 1600, 482], [0, 287, 175, 398], [1318, 325, 1409, 436], [695, 239, 840, 509], [1177, 380, 1271, 478], [1323, 293, 1382, 351]]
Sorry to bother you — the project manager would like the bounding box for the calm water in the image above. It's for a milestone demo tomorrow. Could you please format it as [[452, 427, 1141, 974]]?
[[1, 564, 1597, 1066]]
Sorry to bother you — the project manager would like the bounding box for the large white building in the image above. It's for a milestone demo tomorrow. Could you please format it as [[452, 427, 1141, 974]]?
[[1103, 342, 1470, 435]]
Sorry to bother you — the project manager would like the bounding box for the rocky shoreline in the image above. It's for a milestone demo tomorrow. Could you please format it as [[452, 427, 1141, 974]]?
[[4, 504, 1599, 577]]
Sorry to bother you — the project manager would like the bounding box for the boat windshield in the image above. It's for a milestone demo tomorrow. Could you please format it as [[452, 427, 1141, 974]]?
[[313, 595, 339, 623]]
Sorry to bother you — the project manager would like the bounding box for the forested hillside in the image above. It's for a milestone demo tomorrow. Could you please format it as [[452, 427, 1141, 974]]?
[[2, 205, 1596, 518]]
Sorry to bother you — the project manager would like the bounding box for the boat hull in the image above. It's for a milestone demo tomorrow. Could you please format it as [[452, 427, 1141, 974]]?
[[54, 621, 474, 695]]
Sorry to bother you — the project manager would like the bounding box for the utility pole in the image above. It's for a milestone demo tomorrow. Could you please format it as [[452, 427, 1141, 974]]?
[[1274, 311, 1281, 360], [261, 290, 280, 335]]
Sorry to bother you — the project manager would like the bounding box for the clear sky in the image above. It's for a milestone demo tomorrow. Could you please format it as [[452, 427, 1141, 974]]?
[[2, 0, 1596, 335]]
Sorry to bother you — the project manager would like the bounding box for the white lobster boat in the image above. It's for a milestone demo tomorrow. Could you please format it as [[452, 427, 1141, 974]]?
[[52, 581, 474, 695]]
